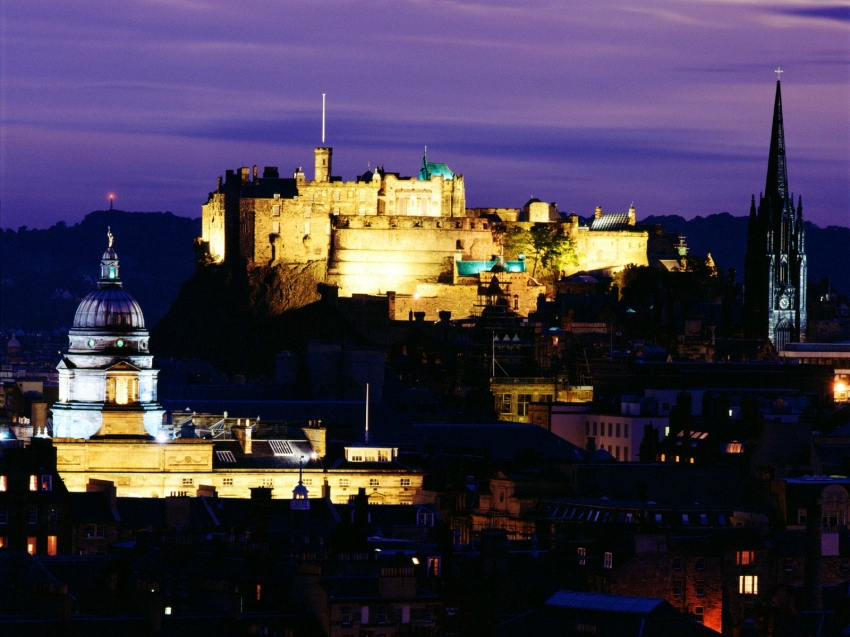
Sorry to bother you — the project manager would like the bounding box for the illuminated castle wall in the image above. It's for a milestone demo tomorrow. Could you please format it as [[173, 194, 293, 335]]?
[[199, 147, 648, 317]]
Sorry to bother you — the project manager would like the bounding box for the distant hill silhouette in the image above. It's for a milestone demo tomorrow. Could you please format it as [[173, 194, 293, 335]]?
[[640, 213, 850, 296], [1, 210, 199, 331]]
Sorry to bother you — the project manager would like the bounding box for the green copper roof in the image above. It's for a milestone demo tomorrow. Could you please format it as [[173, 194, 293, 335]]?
[[418, 149, 454, 180]]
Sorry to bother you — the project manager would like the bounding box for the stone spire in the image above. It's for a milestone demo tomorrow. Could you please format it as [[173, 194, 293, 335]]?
[[764, 80, 788, 203]]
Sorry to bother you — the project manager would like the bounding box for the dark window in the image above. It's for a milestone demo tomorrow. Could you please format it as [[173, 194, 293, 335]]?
[[696, 557, 706, 571], [672, 557, 683, 570], [696, 580, 706, 597]]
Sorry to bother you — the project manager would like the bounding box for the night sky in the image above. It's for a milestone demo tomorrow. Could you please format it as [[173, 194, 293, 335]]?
[[1, 1, 848, 230]]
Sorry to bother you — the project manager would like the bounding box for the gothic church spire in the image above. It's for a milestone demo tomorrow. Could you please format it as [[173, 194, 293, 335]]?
[[764, 80, 788, 202]]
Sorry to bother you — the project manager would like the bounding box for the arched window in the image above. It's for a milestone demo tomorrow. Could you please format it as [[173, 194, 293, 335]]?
[[774, 319, 792, 352]]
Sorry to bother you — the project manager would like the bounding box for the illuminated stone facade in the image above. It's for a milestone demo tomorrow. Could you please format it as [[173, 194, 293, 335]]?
[[52, 233, 164, 438], [199, 147, 649, 317], [52, 431, 424, 504]]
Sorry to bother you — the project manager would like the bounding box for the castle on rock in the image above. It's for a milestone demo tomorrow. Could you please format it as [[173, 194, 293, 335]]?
[[198, 148, 649, 318]]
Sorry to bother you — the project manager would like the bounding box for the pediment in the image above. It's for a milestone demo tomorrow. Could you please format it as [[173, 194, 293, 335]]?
[[105, 360, 141, 372], [57, 358, 76, 370]]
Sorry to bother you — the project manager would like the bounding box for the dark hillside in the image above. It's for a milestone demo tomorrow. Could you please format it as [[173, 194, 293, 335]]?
[[641, 213, 850, 295], [1, 210, 199, 331]]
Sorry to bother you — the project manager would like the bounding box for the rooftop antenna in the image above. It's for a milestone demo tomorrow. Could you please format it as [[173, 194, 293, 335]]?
[[775, 66, 783, 81], [364, 383, 370, 444], [322, 93, 326, 144], [108, 193, 114, 211]]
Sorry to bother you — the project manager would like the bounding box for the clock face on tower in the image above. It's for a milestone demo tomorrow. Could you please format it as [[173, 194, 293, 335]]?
[[779, 296, 790, 310]]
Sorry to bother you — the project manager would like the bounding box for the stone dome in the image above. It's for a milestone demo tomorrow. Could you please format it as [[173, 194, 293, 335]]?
[[73, 288, 146, 330]]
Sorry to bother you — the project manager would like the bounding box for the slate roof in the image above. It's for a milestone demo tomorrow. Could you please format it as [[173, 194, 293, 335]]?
[[241, 178, 299, 199], [546, 590, 664, 613], [69, 491, 119, 524], [383, 422, 585, 463], [590, 213, 632, 231], [211, 439, 321, 470]]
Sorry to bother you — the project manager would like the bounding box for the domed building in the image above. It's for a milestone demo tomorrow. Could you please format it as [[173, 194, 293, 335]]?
[[52, 230, 164, 438]]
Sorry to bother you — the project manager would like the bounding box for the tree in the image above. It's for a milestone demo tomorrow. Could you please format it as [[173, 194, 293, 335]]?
[[498, 223, 577, 284], [500, 226, 533, 260], [529, 224, 577, 282]]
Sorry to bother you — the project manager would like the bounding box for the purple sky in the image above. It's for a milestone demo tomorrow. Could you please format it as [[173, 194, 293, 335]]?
[[1, 1, 848, 230]]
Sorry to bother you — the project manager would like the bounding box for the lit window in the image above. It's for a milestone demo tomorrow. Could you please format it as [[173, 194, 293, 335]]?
[[115, 377, 129, 404], [739, 575, 758, 595], [578, 547, 586, 566], [255, 584, 262, 601], [496, 393, 512, 414], [41, 475, 52, 491], [47, 535, 57, 556], [400, 478, 411, 487], [0, 537, 6, 548], [339, 478, 349, 486], [377, 450, 389, 462], [603, 551, 613, 569], [304, 222, 311, 235], [517, 394, 532, 416], [428, 557, 441, 577], [575, 622, 597, 634], [27, 537, 36, 555], [0, 475, 6, 491], [369, 478, 380, 487], [736, 550, 754, 566], [30, 475, 38, 491]]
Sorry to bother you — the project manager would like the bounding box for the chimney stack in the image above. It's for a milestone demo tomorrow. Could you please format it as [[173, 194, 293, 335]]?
[[233, 419, 252, 455]]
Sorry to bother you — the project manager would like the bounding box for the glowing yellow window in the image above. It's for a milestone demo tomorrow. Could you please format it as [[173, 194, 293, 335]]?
[[115, 378, 129, 404], [27, 537, 36, 555], [47, 535, 57, 556]]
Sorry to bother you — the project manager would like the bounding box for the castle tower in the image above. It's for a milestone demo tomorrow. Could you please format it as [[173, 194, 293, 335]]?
[[314, 147, 332, 182], [744, 78, 808, 350], [52, 230, 165, 438]]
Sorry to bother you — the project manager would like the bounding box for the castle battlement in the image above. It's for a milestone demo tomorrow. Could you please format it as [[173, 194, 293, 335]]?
[[199, 146, 649, 318]]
